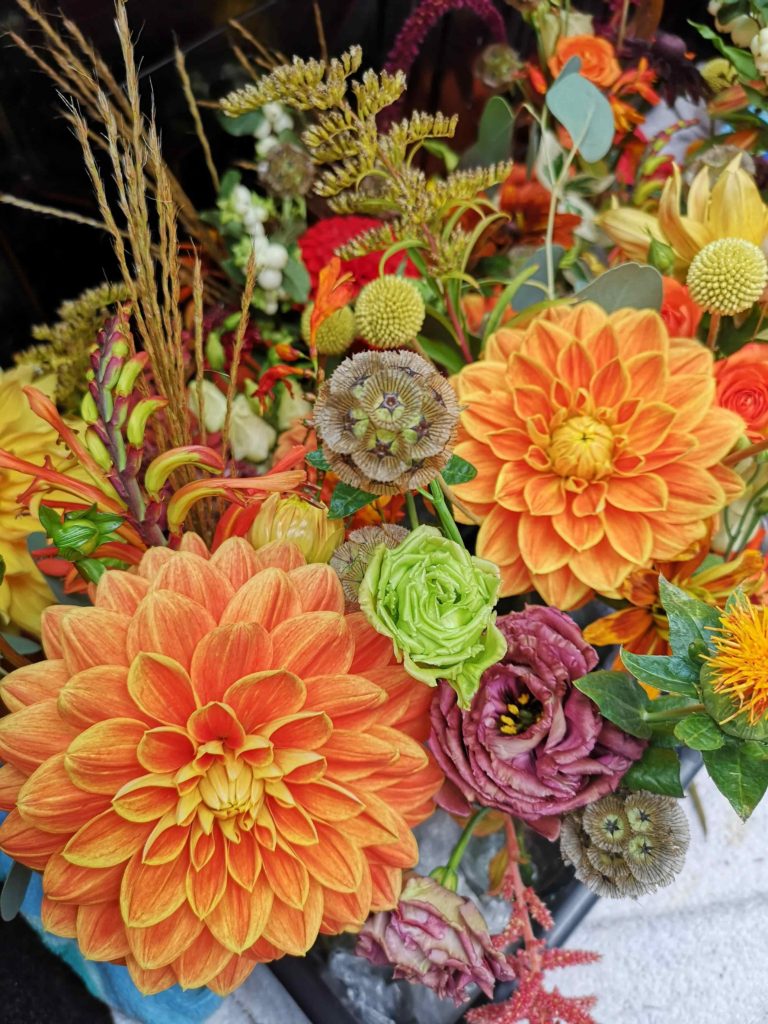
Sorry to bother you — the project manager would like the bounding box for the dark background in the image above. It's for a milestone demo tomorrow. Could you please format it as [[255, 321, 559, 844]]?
[[0, 0, 710, 365]]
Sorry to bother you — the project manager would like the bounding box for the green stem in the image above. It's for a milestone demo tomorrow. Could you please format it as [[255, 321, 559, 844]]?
[[406, 491, 420, 531], [428, 478, 464, 547], [645, 702, 705, 723], [445, 807, 491, 875]]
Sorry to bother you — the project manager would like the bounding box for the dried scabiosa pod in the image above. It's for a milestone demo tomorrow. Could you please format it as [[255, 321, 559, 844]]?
[[561, 791, 690, 898], [330, 523, 410, 601], [313, 349, 460, 494]]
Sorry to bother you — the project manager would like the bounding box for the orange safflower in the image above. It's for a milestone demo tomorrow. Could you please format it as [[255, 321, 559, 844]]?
[[451, 303, 744, 608], [0, 535, 441, 995], [548, 35, 621, 89]]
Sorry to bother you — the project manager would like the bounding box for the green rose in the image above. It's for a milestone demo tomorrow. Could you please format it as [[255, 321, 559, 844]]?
[[358, 525, 506, 708]]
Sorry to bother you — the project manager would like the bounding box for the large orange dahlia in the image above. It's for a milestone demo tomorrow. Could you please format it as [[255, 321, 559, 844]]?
[[452, 303, 745, 608], [0, 535, 442, 995]]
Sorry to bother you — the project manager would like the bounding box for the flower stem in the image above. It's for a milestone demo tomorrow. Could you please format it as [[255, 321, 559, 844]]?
[[406, 491, 420, 531], [428, 478, 465, 547], [706, 312, 721, 351], [644, 702, 705, 723], [724, 437, 768, 466], [504, 817, 538, 954], [445, 807, 492, 875]]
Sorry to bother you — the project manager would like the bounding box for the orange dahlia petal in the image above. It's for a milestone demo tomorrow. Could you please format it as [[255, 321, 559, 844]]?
[[583, 323, 619, 366], [206, 955, 256, 997], [269, 801, 318, 846], [551, 509, 603, 551], [454, 361, 507, 399], [557, 340, 594, 391], [612, 308, 668, 358], [186, 829, 228, 917], [459, 392, 518, 443], [625, 352, 668, 397], [289, 563, 345, 614], [225, 670, 306, 732], [178, 533, 211, 558], [127, 900, 204, 970], [476, 506, 522, 570], [583, 607, 654, 647], [207, 873, 273, 954], [41, 896, 78, 938], [127, 653, 197, 727], [125, 957, 177, 996], [151, 553, 234, 620], [321, 860, 373, 931], [1, 660, 68, 712], [0, 763, 26, 810], [190, 622, 273, 705], [43, 854, 124, 906], [60, 609, 130, 673], [518, 513, 573, 573], [530, 565, 593, 609], [58, 666, 148, 730], [138, 548, 175, 578], [209, 537, 261, 590], [591, 356, 631, 407], [523, 474, 565, 516], [261, 844, 310, 909], [40, 605, 74, 659], [220, 567, 302, 631], [173, 927, 234, 989], [625, 402, 677, 454], [299, 822, 364, 893], [0, 808, 64, 869], [226, 830, 262, 891], [293, 780, 364, 822], [17, 753, 109, 834], [303, 674, 386, 722], [0, 699, 78, 774], [346, 613, 395, 672], [369, 862, 402, 910], [64, 809, 151, 869], [120, 846, 190, 926], [142, 816, 189, 865], [65, 718, 145, 795], [508, 351, 555, 392], [570, 536, 633, 596], [484, 330, 524, 362], [188, 702, 246, 747], [126, 591, 216, 670], [261, 883, 323, 957], [605, 473, 669, 512], [659, 462, 727, 519], [94, 571, 150, 616], [321, 728, 397, 775], [270, 611, 353, 677], [76, 901, 130, 961], [522, 319, 573, 368], [252, 540, 305, 572], [137, 727, 194, 774], [113, 777, 178, 823], [571, 483, 607, 517], [603, 508, 653, 565]]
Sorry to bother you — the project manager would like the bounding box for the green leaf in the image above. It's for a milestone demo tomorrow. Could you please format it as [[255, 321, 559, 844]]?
[[698, 663, 768, 742], [328, 482, 377, 520], [441, 454, 477, 486], [481, 264, 539, 342], [575, 263, 663, 313], [460, 95, 515, 168], [702, 738, 768, 819], [545, 61, 615, 163], [422, 138, 460, 171], [417, 335, 466, 375], [0, 861, 31, 922], [513, 245, 565, 312], [690, 21, 759, 80], [306, 449, 330, 472], [573, 670, 653, 738], [674, 713, 726, 751], [620, 650, 700, 698], [623, 746, 684, 798], [280, 256, 311, 304], [658, 576, 721, 659], [217, 109, 265, 137]]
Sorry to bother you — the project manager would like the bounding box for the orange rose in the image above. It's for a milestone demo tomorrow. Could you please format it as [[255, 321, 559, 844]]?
[[715, 342, 768, 439], [548, 35, 621, 88], [660, 278, 703, 338]]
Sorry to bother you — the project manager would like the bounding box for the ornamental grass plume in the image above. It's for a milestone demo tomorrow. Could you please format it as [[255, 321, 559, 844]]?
[[429, 606, 645, 839], [356, 875, 515, 1004], [561, 791, 690, 898], [451, 302, 745, 608], [0, 535, 443, 995], [314, 349, 459, 495]]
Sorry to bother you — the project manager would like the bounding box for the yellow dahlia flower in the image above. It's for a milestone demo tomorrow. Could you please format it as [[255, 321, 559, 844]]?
[[451, 303, 745, 609], [0, 366, 62, 635], [600, 155, 768, 276]]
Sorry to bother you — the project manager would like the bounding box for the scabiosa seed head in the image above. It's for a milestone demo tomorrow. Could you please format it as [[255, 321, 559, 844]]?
[[330, 524, 410, 601], [687, 238, 768, 316], [313, 349, 460, 495], [354, 276, 426, 349], [561, 791, 690, 898], [258, 141, 315, 197], [300, 302, 356, 356]]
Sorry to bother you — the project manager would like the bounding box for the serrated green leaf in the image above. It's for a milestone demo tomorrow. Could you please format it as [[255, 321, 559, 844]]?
[[620, 650, 700, 698], [306, 449, 331, 472], [702, 738, 768, 819], [698, 663, 768, 741], [674, 713, 726, 751], [658, 576, 721, 659], [690, 21, 759, 80], [0, 861, 31, 922], [441, 454, 477, 486], [328, 482, 377, 520], [573, 670, 653, 738], [623, 746, 684, 797], [575, 264, 663, 313], [545, 62, 615, 163], [460, 95, 515, 168]]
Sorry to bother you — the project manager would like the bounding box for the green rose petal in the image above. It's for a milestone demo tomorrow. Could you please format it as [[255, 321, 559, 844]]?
[[359, 525, 505, 708]]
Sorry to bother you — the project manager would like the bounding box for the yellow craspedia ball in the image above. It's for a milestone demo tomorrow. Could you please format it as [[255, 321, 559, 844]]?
[[300, 302, 356, 356], [700, 57, 737, 93], [687, 238, 768, 316], [354, 276, 425, 349]]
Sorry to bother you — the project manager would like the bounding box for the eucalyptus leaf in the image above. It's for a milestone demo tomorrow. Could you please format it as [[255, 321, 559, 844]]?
[[545, 62, 615, 163], [623, 746, 684, 797], [573, 670, 653, 739], [328, 482, 377, 520], [702, 738, 768, 820], [0, 861, 31, 922], [620, 650, 700, 698], [512, 245, 565, 312], [674, 713, 726, 751], [460, 96, 515, 168], [441, 454, 478, 486], [575, 264, 663, 313]]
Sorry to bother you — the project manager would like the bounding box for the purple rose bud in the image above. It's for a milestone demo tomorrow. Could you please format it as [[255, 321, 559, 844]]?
[[429, 606, 646, 840], [356, 876, 515, 1004]]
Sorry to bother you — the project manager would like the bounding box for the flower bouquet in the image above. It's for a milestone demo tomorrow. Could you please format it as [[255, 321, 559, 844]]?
[[2, 1, 768, 1021]]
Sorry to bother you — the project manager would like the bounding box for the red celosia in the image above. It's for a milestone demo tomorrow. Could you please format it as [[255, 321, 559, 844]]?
[[298, 217, 418, 297]]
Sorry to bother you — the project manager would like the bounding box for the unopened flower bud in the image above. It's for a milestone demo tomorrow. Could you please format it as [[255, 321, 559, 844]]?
[[248, 493, 344, 563], [647, 236, 677, 275]]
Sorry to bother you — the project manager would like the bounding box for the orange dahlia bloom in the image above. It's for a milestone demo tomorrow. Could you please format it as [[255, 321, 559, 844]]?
[[452, 303, 744, 608], [0, 535, 442, 995]]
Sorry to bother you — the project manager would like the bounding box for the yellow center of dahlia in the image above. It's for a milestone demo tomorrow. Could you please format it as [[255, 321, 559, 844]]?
[[706, 601, 768, 724], [549, 415, 614, 480], [687, 238, 768, 316]]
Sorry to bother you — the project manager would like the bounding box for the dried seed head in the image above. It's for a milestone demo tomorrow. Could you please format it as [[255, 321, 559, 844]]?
[[330, 523, 410, 601]]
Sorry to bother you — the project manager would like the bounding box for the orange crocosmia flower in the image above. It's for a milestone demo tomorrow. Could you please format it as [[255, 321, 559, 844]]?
[[0, 534, 442, 996], [548, 35, 621, 89], [451, 303, 745, 608], [499, 167, 581, 249]]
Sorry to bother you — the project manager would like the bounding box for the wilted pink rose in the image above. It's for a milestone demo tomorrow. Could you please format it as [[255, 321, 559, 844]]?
[[356, 875, 515, 1004], [429, 606, 645, 839]]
